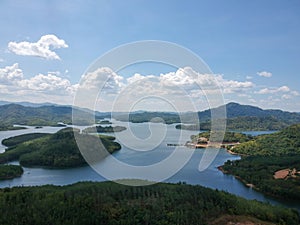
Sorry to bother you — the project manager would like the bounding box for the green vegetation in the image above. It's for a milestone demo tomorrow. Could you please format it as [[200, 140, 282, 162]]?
[[2, 133, 49, 147], [83, 125, 127, 133], [0, 181, 298, 225], [230, 124, 300, 156], [222, 124, 300, 200], [0, 165, 23, 180], [98, 120, 112, 124], [0, 128, 121, 168], [190, 131, 253, 143], [177, 116, 289, 131], [0, 125, 27, 131], [0, 104, 109, 128], [223, 155, 300, 200], [177, 102, 300, 131], [114, 112, 181, 124]]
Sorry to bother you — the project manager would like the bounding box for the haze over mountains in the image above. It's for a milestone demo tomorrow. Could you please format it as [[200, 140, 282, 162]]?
[[0, 101, 300, 130]]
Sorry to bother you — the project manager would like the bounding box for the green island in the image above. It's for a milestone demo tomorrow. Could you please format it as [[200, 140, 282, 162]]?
[[0, 164, 23, 180], [0, 181, 298, 225], [221, 124, 300, 201], [83, 125, 127, 133], [97, 120, 112, 124], [0, 125, 27, 131], [0, 128, 121, 168]]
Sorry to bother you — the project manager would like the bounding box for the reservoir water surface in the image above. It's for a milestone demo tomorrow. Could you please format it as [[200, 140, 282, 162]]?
[[0, 121, 299, 211]]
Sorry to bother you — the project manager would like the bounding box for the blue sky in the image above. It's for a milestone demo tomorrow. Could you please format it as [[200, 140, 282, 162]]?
[[0, 0, 300, 111]]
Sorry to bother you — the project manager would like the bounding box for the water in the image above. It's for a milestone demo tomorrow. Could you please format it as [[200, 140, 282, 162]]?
[[0, 123, 299, 211]]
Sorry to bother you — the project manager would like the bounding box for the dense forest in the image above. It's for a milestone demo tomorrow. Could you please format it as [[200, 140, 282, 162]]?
[[0, 181, 298, 225], [0, 104, 109, 129], [222, 124, 300, 200], [83, 125, 127, 133], [177, 116, 290, 131], [0, 128, 121, 168], [1, 102, 300, 130], [0, 165, 23, 180], [190, 131, 253, 143], [2, 133, 49, 147]]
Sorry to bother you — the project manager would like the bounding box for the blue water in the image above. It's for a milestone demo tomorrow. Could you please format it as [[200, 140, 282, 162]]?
[[0, 123, 299, 211]]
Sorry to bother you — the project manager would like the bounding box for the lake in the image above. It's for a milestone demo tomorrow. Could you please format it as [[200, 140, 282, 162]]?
[[0, 121, 299, 211]]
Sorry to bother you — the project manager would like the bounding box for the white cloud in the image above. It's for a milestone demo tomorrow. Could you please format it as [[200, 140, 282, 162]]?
[[257, 71, 272, 78], [291, 90, 300, 96], [256, 85, 290, 94], [0, 63, 23, 84], [18, 73, 72, 92], [0, 63, 77, 104], [127, 73, 148, 84], [282, 94, 292, 100], [8, 34, 68, 60], [80, 67, 124, 93], [220, 78, 254, 94]]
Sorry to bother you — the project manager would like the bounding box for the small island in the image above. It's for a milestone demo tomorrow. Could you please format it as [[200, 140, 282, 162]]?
[[0, 164, 23, 180], [0, 128, 121, 168], [82, 125, 126, 133], [0, 124, 27, 131], [97, 120, 112, 125]]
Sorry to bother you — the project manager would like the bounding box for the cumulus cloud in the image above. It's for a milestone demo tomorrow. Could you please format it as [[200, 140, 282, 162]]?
[[8, 34, 68, 60], [257, 71, 272, 78], [79, 67, 124, 93], [0, 63, 23, 84], [18, 73, 73, 93], [0, 63, 76, 101], [256, 85, 290, 94]]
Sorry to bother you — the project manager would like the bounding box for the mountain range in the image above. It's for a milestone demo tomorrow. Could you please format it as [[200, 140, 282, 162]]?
[[0, 101, 299, 130]]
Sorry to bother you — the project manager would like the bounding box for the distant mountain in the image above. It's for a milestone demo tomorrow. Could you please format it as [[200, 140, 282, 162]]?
[[0, 104, 109, 128], [0, 100, 61, 107], [1, 101, 300, 131], [175, 102, 300, 131], [199, 102, 300, 124]]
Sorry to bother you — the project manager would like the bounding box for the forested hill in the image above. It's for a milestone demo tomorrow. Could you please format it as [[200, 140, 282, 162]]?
[[0, 128, 121, 168], [200, 102, 300, 122], [1, 102, 300, 130], [0, 103, 109, 128], [230, 124, 300, 156], [177, 102, 300, 131], [0, 181, 298, 225], [222, 124, 300, 200]]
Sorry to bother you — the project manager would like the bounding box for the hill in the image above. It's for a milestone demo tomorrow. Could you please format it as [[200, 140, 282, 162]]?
[[0, 181, 298, 225], [1, 102, 300, 131], [0, 104, 109, 128], [177, 102, 300, 131], [0, 128, 121, 168], [222, 124, 300, 200]]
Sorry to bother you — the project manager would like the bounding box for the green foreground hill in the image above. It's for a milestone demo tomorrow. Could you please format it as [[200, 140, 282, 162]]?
[[0, 181, 298, 225], [0, 128, 121, 168], [222, 124, 300, 200]]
